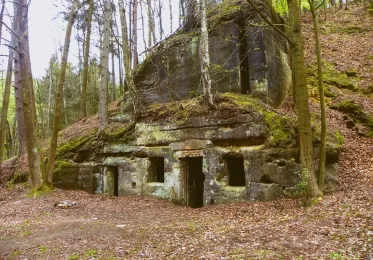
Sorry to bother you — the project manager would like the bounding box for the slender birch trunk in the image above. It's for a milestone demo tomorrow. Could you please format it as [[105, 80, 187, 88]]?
[[46, 0, 78, 187], [111, 47, 116, 101], [200, 0, 215, 107], [140, 0, 148, 55], [98, 0, 112, 133], [132, 0, 139, 68], [81, 0, 94, 118]]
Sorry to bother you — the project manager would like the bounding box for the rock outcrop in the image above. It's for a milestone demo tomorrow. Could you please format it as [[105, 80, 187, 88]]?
[[133, 0, 291, 108]]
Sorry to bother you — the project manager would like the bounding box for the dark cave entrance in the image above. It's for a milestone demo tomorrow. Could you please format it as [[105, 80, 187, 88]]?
[[184, 157, 205, 208]]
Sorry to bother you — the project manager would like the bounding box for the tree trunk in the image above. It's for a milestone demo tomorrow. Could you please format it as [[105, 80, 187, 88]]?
[[184, 0, 197, 31], [119, 0, 141, 118], [46, 0, 78, 187], [0, 12, 16, 167], [147, 0, 157, 47], [158, 0, 164, 40], [132, 0, 139, 68], [81, 0, 94, 118], [140, 0, 148, 56], [98, 0, 112, 133], [169, 0, 173, 33], [287, 0, 321, 198], [308, 0, 326, 192], [200, 0, 215, 107], [111, 47, 116, 101], [16, 0, 45, 189], [13, 33, 26, 157], [180, 0, 185, 27], [0, 0, 5, 46]]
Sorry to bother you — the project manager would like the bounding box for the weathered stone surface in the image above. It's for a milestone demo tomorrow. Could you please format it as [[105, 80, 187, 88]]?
[[170, 140, 213, 151], [248, 182, 283, 201], [133, 4, 291, 107]]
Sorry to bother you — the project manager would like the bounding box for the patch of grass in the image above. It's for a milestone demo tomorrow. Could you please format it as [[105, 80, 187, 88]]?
[[84, 249, 98, 258], [38, 245, 47, 254], [22, 230, 32, 237], [9, 250, 22, 258], [329, 251, 344, 259], [66, 253, 80, 260]]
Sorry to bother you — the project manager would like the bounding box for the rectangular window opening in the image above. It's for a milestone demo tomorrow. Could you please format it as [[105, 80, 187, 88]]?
[[226, 156, 246, 187], [148, 157, 165, 183]]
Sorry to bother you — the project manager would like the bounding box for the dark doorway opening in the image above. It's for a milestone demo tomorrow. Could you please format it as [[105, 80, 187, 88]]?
[[148, 157, 165, 183], [107, 167, 119, 196], [226, 156, 246, 186], [184, 157, 205, 208]]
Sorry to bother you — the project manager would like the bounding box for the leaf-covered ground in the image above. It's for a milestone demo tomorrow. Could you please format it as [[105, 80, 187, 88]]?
[[1, 2, 373, 260]]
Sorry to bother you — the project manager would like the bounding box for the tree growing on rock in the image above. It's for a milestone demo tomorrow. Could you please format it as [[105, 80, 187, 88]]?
[[46, 0, 79, 187], [98, 0, 112, 133], [199, 0, 216, 107], [246, 0, 321, 198]]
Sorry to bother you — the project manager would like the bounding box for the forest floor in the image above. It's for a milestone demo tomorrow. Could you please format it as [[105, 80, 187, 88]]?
[[1, 2, 373, 260]]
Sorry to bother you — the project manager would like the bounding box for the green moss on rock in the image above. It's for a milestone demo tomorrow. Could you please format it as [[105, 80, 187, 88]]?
[[56, 129, 97, 158], [53, 160, 74, 175], [331, 100, 373, 129]]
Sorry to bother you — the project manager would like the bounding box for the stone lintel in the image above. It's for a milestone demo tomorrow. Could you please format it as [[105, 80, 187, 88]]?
[[170, 139, 213, 151]]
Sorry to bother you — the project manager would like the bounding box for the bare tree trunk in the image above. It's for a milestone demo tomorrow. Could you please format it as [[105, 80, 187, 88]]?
[[114, 16, 125, 95], [180, 0, 185, 27], [200, 0, 215, 107], [308, 0, 326, 192], [98, 0, 112, 133], [111, 47, 116, 101], [119, 0, 141, 118], [0, 0, 5, 46], [81, 0, 94, 118], [0, 10, 16, 167], [16, 0, 45, 189], [132, 0, 139, 68], [14, 36, 26, 157], [169, 0, 173, 33], [288, 0, 321, 198], [158, 0, 164, 40], [35, 80, 45, 139], [184, 0, 197, 31], [47, 60, 53, 133], [46, 0, 78, 187], [140, 0, 148, 56], [147, 0, 157, 46]]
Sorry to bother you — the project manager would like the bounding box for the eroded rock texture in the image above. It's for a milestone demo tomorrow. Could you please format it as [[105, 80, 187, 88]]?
[[133, 1, 291, 108]]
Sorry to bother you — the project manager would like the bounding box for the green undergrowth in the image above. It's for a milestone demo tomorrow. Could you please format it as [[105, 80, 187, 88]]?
[[56, 129, 97, 158]]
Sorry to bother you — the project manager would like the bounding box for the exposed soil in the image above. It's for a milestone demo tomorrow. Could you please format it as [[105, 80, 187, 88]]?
[[1, 2, 373, 260]]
